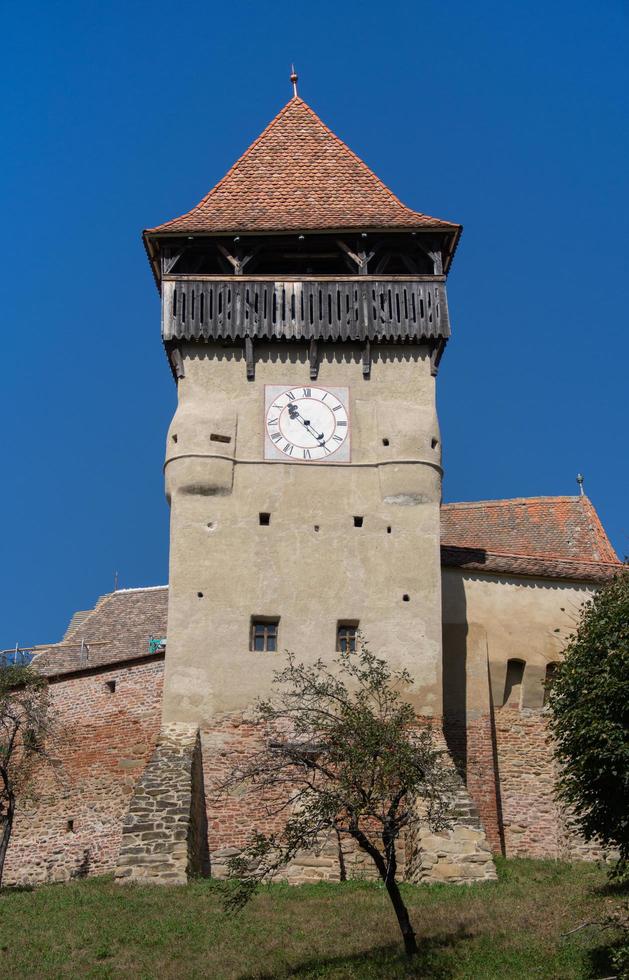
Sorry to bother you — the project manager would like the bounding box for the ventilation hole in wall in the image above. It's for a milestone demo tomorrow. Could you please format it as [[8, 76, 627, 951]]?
[[171, 433, 178, 443], [382, 438, 390, 447], [259, 513, 271, 526], [387, 526, 392, 534], [207, 522, 215, 530], [314, 525, 320, 532], [210, 433, 231, 444], [66, 819, 74, 833], [197, 592, 204, 598], [402, 594, 410, 602], [105, 680, 116, 693], [353, 516, 364, 528], [431, 437, 439, 449]]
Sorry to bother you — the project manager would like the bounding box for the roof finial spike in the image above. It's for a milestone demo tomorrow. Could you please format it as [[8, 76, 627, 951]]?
[[290, 64, 298, 99], [576, 473, 585, 496]]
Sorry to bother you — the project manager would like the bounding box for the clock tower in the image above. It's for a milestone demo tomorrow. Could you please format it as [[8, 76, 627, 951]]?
[[117, 87, 495, 884]]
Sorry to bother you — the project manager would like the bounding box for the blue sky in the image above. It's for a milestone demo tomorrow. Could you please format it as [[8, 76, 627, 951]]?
[[2, 0, 627, 649]]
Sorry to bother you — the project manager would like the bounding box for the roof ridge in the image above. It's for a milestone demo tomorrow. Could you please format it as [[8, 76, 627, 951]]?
[[579, 496, 620, 563], [148, 100, 299, 233], [294, 99, 454, 226], [442, 496, 583, 509]]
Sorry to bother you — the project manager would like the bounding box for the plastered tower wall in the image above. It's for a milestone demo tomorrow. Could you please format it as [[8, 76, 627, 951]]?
[[162, 341, 444, 725]]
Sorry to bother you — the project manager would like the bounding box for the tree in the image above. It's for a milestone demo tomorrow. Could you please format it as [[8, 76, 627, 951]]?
[[0, 663, 50, 887], [548, 571, 629, 875], [221, 638, 456, 957]]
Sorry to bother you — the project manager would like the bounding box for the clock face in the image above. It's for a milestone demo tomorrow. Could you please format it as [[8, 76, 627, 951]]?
[[264, 385, 351, 462]]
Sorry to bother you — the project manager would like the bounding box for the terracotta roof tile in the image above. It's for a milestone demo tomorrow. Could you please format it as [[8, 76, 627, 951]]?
[[146, 98, 459, 235], [33, 587, 168, 677], [440, 496, 619, 563]]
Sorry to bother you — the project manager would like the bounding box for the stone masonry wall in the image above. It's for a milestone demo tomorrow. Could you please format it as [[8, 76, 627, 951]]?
[[116, 724, 211, 884], [201, 713, 495, 885], [5, 661, 606, 887], [3, 659, 164, 885]]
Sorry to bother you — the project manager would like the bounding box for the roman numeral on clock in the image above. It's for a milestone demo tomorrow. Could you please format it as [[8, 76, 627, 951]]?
[[302, 449, 312, 460], [333, 404, 343, 412], [332, 434, 343, 443], [302, 388, 311, 398], [271, 432, 282, 442], [286, 391, 296, 401], [282, 442, 294, 455]]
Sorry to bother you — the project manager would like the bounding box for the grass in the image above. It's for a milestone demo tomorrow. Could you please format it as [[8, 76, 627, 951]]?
[[0, 859, 624, 978]]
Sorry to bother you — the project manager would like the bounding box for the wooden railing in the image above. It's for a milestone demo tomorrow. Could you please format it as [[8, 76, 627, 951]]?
[[161, 277, 450, 343]]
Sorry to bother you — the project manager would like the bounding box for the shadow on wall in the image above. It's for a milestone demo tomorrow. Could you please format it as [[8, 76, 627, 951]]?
[[441, 564, 506, 855], [442, 571, 469, 778]]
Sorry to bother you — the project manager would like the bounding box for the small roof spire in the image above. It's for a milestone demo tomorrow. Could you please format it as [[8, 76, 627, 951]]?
[[290, 65, 298, 99], [576, 472, 585, 496]]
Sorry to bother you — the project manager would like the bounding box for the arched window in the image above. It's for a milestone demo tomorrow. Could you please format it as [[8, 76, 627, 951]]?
[[503, 659, 526, 707], [543, 662, 559, 706]]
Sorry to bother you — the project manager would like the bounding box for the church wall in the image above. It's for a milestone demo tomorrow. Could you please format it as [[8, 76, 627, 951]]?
[[441, 569, 601, 858], [162, 341, 444, 728], [3, 658, 164, 885]]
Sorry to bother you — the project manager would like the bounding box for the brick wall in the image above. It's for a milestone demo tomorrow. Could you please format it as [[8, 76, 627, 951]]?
[[4, 660, 605, 886], [3, 658, 164, 885], [462, 704, 608, 861]]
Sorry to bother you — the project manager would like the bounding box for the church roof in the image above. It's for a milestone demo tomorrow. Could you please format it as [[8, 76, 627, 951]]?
[[32, 586, 168, 678], [145, 98, 460, 236], [441, 496, 621, 581]]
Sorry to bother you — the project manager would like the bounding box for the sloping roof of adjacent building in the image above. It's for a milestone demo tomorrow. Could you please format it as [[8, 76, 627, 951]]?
[[145, 97, 460, 236], [32, 586, 168, 678], [441, 496, 622, 582], [31, 497, 622, 678]]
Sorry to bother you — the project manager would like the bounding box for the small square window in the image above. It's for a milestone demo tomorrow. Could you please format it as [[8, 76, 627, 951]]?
[[250, 618, 279, 653], [337, 622, 358, 654]]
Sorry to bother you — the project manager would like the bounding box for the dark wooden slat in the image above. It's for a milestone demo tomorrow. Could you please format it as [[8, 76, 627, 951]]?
[[162, 278, 450, 343]]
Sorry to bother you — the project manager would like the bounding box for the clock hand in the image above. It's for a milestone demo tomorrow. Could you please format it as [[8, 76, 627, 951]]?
[[287, 404, 325, 442]]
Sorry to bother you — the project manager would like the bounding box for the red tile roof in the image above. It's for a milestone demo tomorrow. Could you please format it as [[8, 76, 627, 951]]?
[[33, 587, 168, 677], [146, 98, 460, 236], [441, 496, 622, 582]]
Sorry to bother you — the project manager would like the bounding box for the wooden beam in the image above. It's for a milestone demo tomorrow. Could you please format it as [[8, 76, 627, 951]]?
[[169, 347, 185, 379], [336, 240, 375, 275], [429, 339, 446, 377], [245, 336, 255, 379], [162, 250, 182, 275], [362, 339, 371, 377]]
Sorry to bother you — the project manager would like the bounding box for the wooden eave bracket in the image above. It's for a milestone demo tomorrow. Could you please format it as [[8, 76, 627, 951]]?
[[245, 336, 255, 380], [162, 249, 183, 276], [309, 339, 319, 380], [336, 239, 375, 276], [217, 243, 258, 276], [362, 339, 371, 377], [429, 339, 446, 377], [169, 346, 185, 380]]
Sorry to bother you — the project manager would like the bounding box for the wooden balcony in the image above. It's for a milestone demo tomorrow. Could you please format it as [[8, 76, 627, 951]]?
[[161, 276, 450, 344]]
